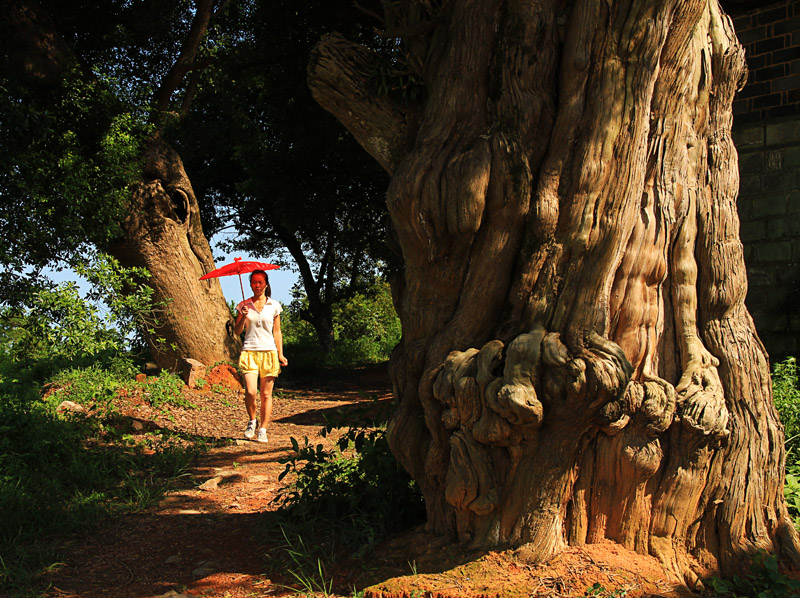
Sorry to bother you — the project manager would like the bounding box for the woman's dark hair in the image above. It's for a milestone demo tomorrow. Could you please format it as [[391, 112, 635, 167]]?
[[249, 269, 271, 298]]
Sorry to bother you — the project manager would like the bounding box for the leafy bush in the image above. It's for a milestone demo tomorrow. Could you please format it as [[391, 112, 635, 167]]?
[[0, 376, 199, 593], [283, 280, 400, 372], [137, 370, 195, 410], [705, 552, 800, 598], [268, 403, 424, 588], [774, 357, 800, 459], [275, 422, 423, 538], [0, 356, 196, 593]]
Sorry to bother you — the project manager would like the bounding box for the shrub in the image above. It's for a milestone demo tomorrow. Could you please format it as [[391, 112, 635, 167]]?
[[0, 361, 198, 593], [283, 280, 401, 373], [705, 552, 800, 598], [269, 403, 425, 585], [774, 357, 800, 459]]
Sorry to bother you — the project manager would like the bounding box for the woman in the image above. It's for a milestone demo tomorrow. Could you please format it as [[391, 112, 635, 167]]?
[[234, 269, 288, 442]]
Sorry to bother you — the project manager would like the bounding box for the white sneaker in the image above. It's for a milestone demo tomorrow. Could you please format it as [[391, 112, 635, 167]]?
[[244, 420, 257, 440], [256, 428, 268, 443]]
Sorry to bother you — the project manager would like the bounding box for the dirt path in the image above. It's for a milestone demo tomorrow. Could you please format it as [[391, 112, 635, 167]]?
[[41, 365, 692, 598], [42, 366, 393, 598]]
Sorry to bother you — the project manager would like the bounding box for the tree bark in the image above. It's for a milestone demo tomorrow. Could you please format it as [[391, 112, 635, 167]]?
[[309, 0, 800, 584], [107, 133, 240, 370]]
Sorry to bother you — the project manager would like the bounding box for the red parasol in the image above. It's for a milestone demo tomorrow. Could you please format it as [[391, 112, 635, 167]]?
[[199, 257, 279, 299]]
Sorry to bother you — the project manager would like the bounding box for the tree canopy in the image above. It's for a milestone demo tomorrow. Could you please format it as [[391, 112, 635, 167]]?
[[174, 0, 395, 347]]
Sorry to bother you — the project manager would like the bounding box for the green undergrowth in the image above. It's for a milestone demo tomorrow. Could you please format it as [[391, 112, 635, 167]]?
[[0, 360, 207, 595], [703, 552, 800, 598], [265, 397, 425, 595], [775, 357, 800, 531]]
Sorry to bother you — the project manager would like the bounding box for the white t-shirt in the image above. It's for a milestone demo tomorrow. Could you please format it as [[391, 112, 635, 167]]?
[[238, 298, 282, 351]]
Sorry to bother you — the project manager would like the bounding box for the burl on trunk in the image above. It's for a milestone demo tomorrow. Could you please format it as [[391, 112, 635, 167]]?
[[309, 0, 800, 585]]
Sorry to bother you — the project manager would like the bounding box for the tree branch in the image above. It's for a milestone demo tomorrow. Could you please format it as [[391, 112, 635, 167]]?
[[153, 0, 214, 115], [307, 33, 421, 175]]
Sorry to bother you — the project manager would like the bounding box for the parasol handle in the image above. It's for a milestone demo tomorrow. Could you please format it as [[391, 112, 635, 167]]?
[[238, 273, 245, 300]]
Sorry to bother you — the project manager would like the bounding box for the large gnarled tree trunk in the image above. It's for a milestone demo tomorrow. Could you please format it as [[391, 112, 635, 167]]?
[[309, 0, 800, 584], [108, 133, 240, 370]]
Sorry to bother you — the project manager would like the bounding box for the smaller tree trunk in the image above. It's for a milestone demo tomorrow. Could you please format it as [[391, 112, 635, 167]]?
[[108, 134, 240, 370]]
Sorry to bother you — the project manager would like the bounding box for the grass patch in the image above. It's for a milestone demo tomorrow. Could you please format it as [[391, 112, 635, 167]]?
[[0, 364, 203, 595], [265, 400, 425, 594]]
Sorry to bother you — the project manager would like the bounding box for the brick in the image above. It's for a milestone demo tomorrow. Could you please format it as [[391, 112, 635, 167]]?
[[738, 26, 768, 45], [752, 193, 788, 217], [756, 37, 786, 55], [740, 173, 763, 196], [767, 104, 800, 118], [754, 64, 787, 82], [735, 111, 765, 126], [791, 60, 800, 75], [737, 81, 772, 99], [772, 46, 800, 64], [787, 189, 800, 211], [737, 193, 753, 219], [733, 15, 752, 32], [785, 148, 800, 166], [775, 263, 800, 285], [741, 218, 768, 241], [753, 92, 782, 107], [758, 6, 789, 25], [775, 16, 800, 35], [733, 99, 750, 115], [772, 74, 800, 91], [767, 316, 792, 335], [747, 54, 768, 71], [766, 119, 800, 144], [746, 266, 775, 287], [767, 149, 784, 170], [733, 125, 765, 147], [739, 151, 766, 173], [794, 31, 800, 46], [765, 170, 798, 192], [768, 216, 793, 237]]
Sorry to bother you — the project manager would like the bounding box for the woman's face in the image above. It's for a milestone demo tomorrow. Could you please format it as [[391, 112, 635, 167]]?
[[250, 273, 267, 296]]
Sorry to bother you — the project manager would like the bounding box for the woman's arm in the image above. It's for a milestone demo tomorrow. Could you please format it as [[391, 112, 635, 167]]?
[[273, 314, 288, 366], [234, 305, 248, 336]]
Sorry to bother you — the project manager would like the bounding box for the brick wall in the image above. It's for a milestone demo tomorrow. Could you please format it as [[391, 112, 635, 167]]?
[[732, 0, 800, 123], [730, 0, 800, 360]]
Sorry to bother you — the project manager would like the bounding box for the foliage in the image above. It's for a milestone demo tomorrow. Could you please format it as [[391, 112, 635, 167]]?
[[784, 465, 800, 529], [274, 423, 423, 533], [137, 370, 195, 410], [0, 255, 160, 397], [283, 280, 400, 371], [704, 552, 800, 598], [774, 357, 800, 459], [174, 0, 396, 348], [584, 583, 629, 597], [0, 63, 149, 292], [773, 357, 800, 529], [268, 400, 424, 589], [0, 362, 199, 593]]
